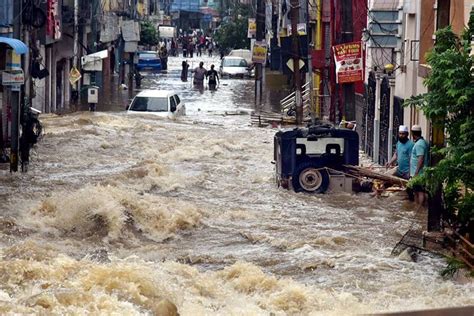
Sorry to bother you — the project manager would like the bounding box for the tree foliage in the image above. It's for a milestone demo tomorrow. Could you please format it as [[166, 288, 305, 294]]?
[[405, 11, 474, 231], [139, 21, 159, 47], [214, 4, 251, 51]]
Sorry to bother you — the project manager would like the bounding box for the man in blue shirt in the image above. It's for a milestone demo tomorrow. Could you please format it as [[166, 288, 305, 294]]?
[[410, 124, 430, 205], [386, 125, 414, 179]]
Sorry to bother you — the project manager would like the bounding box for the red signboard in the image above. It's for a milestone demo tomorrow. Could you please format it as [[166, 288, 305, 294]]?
[[333, 41, 363, 84], [47, 0, 61, 40]]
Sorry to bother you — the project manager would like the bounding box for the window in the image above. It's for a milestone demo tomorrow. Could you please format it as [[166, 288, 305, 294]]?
[[296, 137, 345, 155], [223, 58, 247, 67], [173, 95, 180, 105], [169, 96, 177, 112], [436, 0, 450, 30], [130, 96, 168, 112], [139, 53, 157, 59]]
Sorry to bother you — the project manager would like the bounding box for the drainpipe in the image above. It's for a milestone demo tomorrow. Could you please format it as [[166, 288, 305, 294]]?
[[373, 72, 381, 164], [387, 71, 395, 160]]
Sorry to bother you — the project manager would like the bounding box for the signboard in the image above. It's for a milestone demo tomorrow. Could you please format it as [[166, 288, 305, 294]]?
[[287, 23, 307, 36], [286, 58, 305, 72], [124, 41, 138, 53], [2, 69, 24, 85], [159, 26, 177, 39], [69, 67, 81, 85], [333, 41, 363, 84], [81, 50, 108, 71], [281, 36, 309, 74], [122, 21, 140, 42], [252, 41, 267, 64], [6, 51, 21, 70], [46, 0, 62, 42], [248, 18, 256, 39]]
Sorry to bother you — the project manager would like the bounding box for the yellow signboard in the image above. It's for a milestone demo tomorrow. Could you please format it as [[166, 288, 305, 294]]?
[[248, 18, 256, 39], [6, 50, 21, 70], [69, 67, 82, 85], [252, 41, 267, 64]]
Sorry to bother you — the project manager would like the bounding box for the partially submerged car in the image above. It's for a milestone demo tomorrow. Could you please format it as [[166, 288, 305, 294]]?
[[219, 56, 251, 78], [228, 49, 252, 65], [127, 90, 185, 118], [136, 51, 162, 72], [274, 124, 359, 193]]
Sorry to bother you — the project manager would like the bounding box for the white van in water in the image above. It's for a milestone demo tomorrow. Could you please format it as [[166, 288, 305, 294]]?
[[228, 49, 252, 65], [127, 90, 186, 118]]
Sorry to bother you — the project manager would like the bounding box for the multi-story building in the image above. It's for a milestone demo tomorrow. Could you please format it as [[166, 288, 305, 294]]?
[[171, 0, 202, 30], [361, 0, 474, 165]]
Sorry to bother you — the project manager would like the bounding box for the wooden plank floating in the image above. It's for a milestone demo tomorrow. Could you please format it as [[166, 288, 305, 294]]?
[[344, 165, 409, 187]]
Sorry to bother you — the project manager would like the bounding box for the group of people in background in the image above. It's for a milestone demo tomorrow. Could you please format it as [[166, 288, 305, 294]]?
[[181, 61, 219, 90], [179, 34, 217, 58], [386, 125, 430, 205]]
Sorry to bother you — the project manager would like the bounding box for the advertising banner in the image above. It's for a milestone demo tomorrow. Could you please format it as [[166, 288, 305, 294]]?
[[287, 23, 307, 36], [252, 41, 267, 64], [1, 69, 24, 85], [248, 18, 256, 38], [333, 41, 363, 83]]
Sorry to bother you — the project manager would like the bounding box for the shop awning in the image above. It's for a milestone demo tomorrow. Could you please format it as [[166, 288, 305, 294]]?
[[0, 37, 28, 55]]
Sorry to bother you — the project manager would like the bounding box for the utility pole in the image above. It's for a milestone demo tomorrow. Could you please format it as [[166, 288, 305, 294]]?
[[290, 0, 303, 124], [255, 0, 265, 107], [10, 0, 22, 172]]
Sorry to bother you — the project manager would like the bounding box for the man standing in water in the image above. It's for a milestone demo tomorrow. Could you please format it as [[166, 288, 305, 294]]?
[[410, 124, 430, 205], [193, 62, 207, 86], [181, 60, 189, 82], [206, 64, 219, 90], [385, 125, 413, 179]]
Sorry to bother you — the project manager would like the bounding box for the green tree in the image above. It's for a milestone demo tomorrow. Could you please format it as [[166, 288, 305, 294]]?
[[214, 4, 252, 51], [405, 11, 474, 234], [139, 21, 159, 47]]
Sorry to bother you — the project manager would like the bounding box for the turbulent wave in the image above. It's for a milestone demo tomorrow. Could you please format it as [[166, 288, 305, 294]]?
[[1, 72, 473, 315], [0, 243, 371, 315], [20, 184, 203, 242]]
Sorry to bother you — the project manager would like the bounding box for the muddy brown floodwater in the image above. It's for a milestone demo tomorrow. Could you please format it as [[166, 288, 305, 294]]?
[[0, 56, 472, 315]]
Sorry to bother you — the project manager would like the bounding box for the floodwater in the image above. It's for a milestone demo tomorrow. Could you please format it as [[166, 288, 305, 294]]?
[[0, 56, 472, 314]]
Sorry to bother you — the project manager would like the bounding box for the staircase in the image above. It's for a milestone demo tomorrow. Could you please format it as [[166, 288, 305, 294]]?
[[250, 82, 313, 127], [280, 81, 312, 117]]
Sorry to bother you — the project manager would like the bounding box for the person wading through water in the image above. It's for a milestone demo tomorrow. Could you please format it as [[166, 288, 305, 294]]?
[[409, 124, 429, 206], [181, 60, 189, 82], [193, 61, 207, 87], [206, 64, 219, 90]]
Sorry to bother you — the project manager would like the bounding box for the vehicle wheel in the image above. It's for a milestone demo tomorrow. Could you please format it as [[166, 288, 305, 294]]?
[[292, 162, 329, 193]]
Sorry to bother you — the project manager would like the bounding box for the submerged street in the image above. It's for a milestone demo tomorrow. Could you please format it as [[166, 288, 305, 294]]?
[[0, 56, 472, 314]]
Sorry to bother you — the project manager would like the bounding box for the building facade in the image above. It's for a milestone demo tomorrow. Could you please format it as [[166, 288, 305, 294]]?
[[361, 0, 474, 165]]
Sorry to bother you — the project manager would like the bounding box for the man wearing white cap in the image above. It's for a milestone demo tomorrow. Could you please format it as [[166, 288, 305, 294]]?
[[385, 125, 414, 179], [410, 124, 430, 205], [410, 125, 429, 177]]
